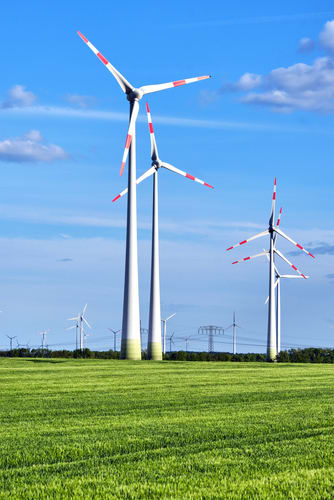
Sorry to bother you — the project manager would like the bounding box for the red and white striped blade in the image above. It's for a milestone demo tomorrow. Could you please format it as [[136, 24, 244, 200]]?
[[161, 162, 214, 189], [269, 178, 277, 226], [232, 251, 268, 265], [276, 207, 283, 227], [120, 100, 139, 176], [274, 226, 315, 258], [146, 102, 158, 161], [226, 229, 269, 251], [140, 75, 211, 96], [112, 166, 156, 202], [77, 31, 134, 94], [274, 248, 308, 278], [280, 274, 308, 279]]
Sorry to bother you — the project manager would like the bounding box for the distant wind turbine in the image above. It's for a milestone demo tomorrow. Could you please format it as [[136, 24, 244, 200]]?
[[225, 313, 241, 355], [227, 179, 315, 361], [68, 304, 91, 351]]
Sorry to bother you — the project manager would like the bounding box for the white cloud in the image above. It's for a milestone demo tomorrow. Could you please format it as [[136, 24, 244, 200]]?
[[319, 20, 334, 53], [2, 85, 36, 108], [298, 37, 315, 53], [64, 94, 97, 108], [0, 130, 68, 163], [220, 18, 334, 113]]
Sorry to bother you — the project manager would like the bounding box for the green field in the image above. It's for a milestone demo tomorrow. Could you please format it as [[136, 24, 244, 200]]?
[[1, 359, 334, 499]]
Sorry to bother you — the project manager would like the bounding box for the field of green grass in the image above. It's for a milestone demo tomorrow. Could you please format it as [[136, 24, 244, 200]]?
[[1, 359, 334, 499]]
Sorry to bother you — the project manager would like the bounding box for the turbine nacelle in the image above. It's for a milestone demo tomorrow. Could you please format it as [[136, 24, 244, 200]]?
[[127, 88, 144, 102]]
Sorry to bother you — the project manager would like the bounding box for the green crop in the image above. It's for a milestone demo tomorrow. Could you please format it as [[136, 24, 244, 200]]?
[[0, 359, 334, 499]]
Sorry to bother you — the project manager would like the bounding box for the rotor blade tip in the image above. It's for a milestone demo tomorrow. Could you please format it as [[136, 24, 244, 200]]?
[[112, 194, 121, 203], [232, 261, 238, 265], [77, 31, 88, 43], [146, 102, 150, 112]]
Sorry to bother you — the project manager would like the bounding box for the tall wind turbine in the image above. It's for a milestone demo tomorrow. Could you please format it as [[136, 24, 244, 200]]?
[[77, 32, 211, 360], [226, 179, 315, 361], [113, 103, 213, 360], [67, 318, 79, 350]]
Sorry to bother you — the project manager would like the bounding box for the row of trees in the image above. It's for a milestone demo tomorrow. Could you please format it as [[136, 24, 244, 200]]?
[[1, 347, 334, 362]]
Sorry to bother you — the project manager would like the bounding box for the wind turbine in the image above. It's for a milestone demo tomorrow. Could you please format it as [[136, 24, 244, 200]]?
[[112, 103, 213, 360], [185, 335, 191, 353], [67, 318, 79, 350], [169, 332, 175, 353], [225, 313, 241, 355], [226, 179, 315, 361], [77, 31, 211, 360], [68, 304, 91, 351], [107, 328, 120, 352], [161, 313, 176, 356]]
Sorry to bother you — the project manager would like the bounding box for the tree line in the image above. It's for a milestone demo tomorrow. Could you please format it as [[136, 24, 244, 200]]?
[[1, 347, 334, 363]]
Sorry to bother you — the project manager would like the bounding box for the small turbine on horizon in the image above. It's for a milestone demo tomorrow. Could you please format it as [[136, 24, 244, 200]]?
[[68, 304, 91, 351]]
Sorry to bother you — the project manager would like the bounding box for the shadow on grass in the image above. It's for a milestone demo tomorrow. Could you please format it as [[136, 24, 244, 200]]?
[[21, 359, 68, 364]]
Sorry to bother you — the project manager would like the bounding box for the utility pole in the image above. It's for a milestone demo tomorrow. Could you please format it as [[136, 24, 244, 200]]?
[[6, 335, 16, 351], [198, 325, 224, 353], [108, 328, 120, 351]]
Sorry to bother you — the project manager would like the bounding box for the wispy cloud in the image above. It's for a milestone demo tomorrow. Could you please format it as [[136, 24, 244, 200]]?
[[64, 94, 97, 108], [0, 130, 68, 163], [2, 103, 334, 135]]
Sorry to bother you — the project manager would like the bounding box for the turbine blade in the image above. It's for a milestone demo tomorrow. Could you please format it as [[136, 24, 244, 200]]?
[[232, 251, 268, 265], [226, 230, 269, 251], [161, 162, 213, 189], [280, 274, 308, 279], [274, 227, 315, 258], [140, 75, 211, 96], [67, 316, 79, 321], [112, 166, 156, 202], [120, 100, 139, 176], [77, 32, 134, 94], [274, 248, 308, 279], [146, 102, 159, 161], [83, 318, 91, 328], [66, 326, 76, 330], [276, 207, 283, 227], [166, 313, 176, 321], [269, 177, 277, 226], [82, 304, 88, 314]]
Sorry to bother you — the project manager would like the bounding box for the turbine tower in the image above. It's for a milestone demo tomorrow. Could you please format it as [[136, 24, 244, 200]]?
[[77, 32, 210, 360], [39, 329, 49, 351], [227, 179, 314, 361], [68, 304, 91, 351], [225, 313, 241, 355], [113, 103, 213, 360], [161, 313, 176, 355]]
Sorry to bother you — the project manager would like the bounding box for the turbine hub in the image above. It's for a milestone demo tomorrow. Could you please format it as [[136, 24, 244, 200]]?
[[127, 88, 143, 101]]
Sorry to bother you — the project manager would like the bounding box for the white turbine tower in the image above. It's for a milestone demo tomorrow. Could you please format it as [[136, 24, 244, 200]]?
[[225, 312, 241, 355], [227, 179, 315, 361], [263, 208, 309, 354], [77, 32, 210, 360], [112, 103, 213, 360], [68, 304, 91, 351], [67, 317, 80, 350], [39, 329, 49, 351], [161, 313, 176, 356]]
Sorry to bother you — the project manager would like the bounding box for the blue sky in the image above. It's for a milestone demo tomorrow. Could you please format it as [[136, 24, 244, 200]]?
[[0, 1, 333, 352]]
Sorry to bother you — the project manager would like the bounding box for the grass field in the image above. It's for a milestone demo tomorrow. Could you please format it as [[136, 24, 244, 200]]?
[[1, 359, 334, 499]]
